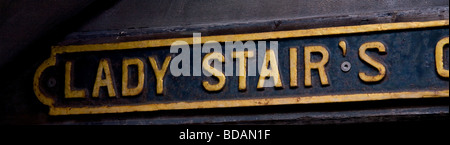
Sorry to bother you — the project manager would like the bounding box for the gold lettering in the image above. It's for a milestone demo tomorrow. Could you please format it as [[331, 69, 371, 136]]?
[[93, 59, 116, 97], [436, 37, 449, 78], [289, 47, 298, 87], [232, 51, 254, 90], [257, 50, 282, 88], [202, 52, 226, 91], [358, 42, 387, 82], [64, 61, 86, 98], [148, 56, 171, 95], [304, 46, 329, 86], [122, 58, 145, 96]]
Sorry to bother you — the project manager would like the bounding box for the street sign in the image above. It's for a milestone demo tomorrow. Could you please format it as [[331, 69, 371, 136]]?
[[34, 20, 449, 115]]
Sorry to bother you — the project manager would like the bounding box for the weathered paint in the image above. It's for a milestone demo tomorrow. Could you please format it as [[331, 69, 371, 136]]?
[[49, 90, 448, 115], [34, 20, 449, 115]]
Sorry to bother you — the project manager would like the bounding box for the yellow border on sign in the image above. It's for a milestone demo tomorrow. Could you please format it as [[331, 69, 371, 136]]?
[[33, 20, 449, 115], [49, 90, 449, 115], [51, 20, 449, 54]]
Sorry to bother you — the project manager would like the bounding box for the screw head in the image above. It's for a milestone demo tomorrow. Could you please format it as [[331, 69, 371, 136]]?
[[341, 61, 351, 72], [48, 77, 56, 88]]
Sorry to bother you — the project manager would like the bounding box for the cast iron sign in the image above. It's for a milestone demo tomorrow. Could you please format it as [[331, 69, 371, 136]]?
[[34, 20, 449, 115]]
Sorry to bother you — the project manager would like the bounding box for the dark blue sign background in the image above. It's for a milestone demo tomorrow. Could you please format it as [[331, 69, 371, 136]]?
[[41, 27, 448, 107]]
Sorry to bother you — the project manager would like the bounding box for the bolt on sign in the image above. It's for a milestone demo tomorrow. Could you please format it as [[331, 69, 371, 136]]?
[[34, 20, 449, 115]]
